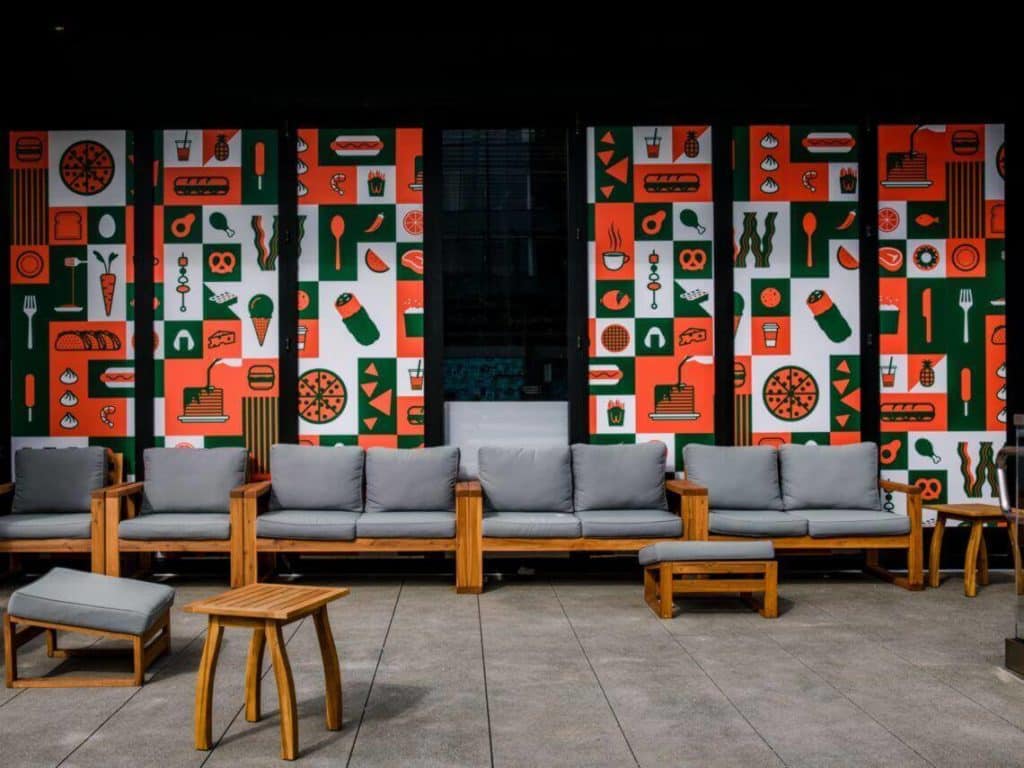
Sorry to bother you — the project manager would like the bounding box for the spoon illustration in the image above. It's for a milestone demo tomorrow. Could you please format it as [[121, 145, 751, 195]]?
[[802, 212, 817, 268], [914, 438, 941, 464], [209, 212, 235, 238], [330, 214, 345, 272], [679, 208, 706, 235]]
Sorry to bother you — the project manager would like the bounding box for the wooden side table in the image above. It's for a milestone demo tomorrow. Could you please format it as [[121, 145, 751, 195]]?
[[926, 503, 1022, 597], [185, 583, 349, 760]]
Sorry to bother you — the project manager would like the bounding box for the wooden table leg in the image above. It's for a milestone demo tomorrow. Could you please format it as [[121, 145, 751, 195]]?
[[928, 513, 947, 588], [245, 627, 266, 723], [761, 562, 779, 618], [266, 620, 298, 760], [658, 564, 674, 619], [964, 522, 983, 597], [978, 532, 990, 587], [194, 617, 224, 751], [1009, 524, 1024, 596], [313, 607, 342, 731]]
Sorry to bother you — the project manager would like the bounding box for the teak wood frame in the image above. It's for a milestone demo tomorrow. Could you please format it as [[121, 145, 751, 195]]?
[[0, 450, 124, 574], [644, 559, 779, 619], [235, 481, 480, 593], [676, 477, 925, 590], [3, 609, 170, 688]]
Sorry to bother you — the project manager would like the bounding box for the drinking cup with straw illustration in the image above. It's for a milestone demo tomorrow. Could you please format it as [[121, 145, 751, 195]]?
[[248, 294, 274, 347], [806, 289, 851, 342], [882, 357, 896, 388], [409, 360, 423, 391], [94, 250, 118, 317], [335, 293, 380, 346]]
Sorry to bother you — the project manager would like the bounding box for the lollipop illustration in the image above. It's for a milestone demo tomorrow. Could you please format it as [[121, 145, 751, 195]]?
[[248, 294, 274, 347]]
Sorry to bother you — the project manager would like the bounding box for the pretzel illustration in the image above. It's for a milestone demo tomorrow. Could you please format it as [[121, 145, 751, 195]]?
[[914, 477, 942, 501], [208, 250, 236, 274], [677, 248, 707, 271]]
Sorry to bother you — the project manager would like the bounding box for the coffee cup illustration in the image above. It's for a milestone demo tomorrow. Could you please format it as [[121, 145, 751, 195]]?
[[762, 322, 780, 348], [602, 251, 630, 271]]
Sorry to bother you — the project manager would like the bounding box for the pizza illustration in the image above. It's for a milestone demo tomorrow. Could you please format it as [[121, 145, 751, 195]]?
[[298, 368, 347, 424], [60, 140, 115, 196], [763, 365, 819, 421]]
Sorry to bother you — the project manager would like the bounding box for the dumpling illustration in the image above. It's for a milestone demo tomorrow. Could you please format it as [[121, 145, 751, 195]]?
[[60, 413, 79, 430], [760, 155, 779, 171], [59, 367, 79, 385], [760, 177, 780, 194], [59, 390, 79, 407], [760, 132, 780, 149]]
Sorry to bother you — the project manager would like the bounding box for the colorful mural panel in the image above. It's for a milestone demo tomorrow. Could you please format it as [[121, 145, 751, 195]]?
[[733, 125, 862, 448], [877, 124, 1006, 519], [154, 129, 279, 476], [586, 126, 715, 471], [296, 128, 424, 448], [9, 131, 136, 473]]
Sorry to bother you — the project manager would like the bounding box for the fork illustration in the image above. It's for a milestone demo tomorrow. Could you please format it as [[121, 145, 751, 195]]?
[[959, 288, 973, 343], [23, 295, 37, 350]]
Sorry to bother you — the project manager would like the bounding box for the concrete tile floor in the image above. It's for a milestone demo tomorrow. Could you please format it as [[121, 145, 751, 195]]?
[[3, 570, 1024, 767]]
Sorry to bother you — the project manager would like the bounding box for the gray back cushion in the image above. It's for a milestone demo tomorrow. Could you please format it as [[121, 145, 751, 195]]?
[[478, 446, 573, 512], [779, 442, 880, 510], [683, 445, 783, 511], [365, 447, 459, 513], [142, 447, 247, 514], [269, 444, 363, 512], [571, 443, 667, 512], [12, 447, 107, 514]]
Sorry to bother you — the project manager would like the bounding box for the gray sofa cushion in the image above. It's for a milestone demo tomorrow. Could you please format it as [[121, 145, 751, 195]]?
[[142, 447, 247, 514], [356, 511, 455, 538], [257, 510, 360, 541], [0, 513, 92, 539], [269, 444, 363, 512], [639, 540, 775, 566], [786, 509, 910, 538], [12, 447, 107, 514], [364, 447, 459, 513], [683, 445, 783, 510], [571, 443, 667, 512], [7, 567, 175, 635], [482, 512, 581, 538], [478, 445, 573, 512], [120, 513, 230, 540], [779, 442, 880, 510], [708, 509, 807, 537], [575, 510, 682, 538]]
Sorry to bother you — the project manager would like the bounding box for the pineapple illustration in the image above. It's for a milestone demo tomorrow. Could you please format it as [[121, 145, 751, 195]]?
[[919, 360, 935, 388]]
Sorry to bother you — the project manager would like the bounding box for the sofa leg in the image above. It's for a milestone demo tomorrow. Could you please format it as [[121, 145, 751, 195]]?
[[761, 562, 779, 618], [658, 565, 674, 619]]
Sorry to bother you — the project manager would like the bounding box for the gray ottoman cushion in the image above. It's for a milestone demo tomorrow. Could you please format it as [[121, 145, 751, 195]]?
[[683, 445, 783, 510], [257, 510, 360, 541], [365, 447, 459, 513], [639, 540, 775, 566], [13, 447, 107, 514], [269, 444, 363, 512], [8, 567, 174, 636], [0, 513, 92, 539], [571, 443, 667, 511], [576, 510, 682, 538], [356, 511, 455, 538], [482, 512, 581, 538], [478, 446, 573, 512], [786, 509, 910, 538], [143, 447, 247, 514], [120, 513, 230, 540], [709, 509, 807, 537], [779, 442, 880, 510]]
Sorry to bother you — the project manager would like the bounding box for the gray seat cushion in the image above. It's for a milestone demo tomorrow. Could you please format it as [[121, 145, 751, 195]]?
[[683, 445, 783, 510], [356, 511, 455, 538], [483, 512, 581, 538], [142, 447, 247, 514], [120, 513, 230, 540], [786, 509, 910, 538], [257, 510, 360, 541], [571, 443, 667, 511], [779, 442, 880, 510], [0, 513, 92, 539], [7, 567, 175, 636], [269, 444, 363, 512], [575, 510, 682, 538], [709, 509, 807, 537], [364, 447, 459, 513], [639, 540, 775, 565], [13, 447, 107, 514], [478, 445, 573, 512]]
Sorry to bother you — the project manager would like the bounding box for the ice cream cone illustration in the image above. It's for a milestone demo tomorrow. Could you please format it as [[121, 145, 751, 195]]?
[[248, 294, 274, 347], [733, 291, 744, 337]]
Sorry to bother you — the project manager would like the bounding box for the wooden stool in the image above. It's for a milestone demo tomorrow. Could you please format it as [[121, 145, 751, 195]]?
[[185, 583, 349, 761], [926, 503, 1023, 597], [639, 541, 778, 619]]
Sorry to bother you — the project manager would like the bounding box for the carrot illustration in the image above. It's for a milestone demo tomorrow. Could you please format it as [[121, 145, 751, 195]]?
[[94, 250, 118, 317]]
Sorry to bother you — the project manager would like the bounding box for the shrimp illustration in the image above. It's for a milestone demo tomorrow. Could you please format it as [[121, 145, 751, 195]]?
[[329, 172, 347, 197], [801, 170, 818, 193], [100, 405, 116, 429]]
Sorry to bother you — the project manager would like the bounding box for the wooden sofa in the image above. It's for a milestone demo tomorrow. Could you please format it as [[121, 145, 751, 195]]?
[[239, 445, 478, 592], [1, 447, 123, 574], [104, 447, 250, 586], [679, 443, 923, 590]]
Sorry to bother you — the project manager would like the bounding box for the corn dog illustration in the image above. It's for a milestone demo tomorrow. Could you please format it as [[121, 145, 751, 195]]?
[[335, 293, 380, 346], [806, 289, 851, 343], [248, 294, 274, 347], [25, 373, 35, 423], [254, 141, 266, 191]]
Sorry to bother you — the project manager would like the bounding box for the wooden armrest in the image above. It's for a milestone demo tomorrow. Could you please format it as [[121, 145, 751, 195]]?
[[665, 478, 708, 497], [104, 482, 144, 498], [456, 480, 482, 498], [880, 479, 921, 496], [231, 481, 272, 500], [0, 482, 12, 497]]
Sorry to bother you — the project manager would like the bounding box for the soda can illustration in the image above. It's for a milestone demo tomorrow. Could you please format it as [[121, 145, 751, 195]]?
[[335, 292, 380, 346], [806, 290, 851, 343]]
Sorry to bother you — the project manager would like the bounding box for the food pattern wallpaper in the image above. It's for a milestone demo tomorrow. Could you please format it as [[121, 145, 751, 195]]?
[[153, 129, 280, 477], [586, 126, 715, 472], [8, 131, 136, 473], [877, 124, 1006, 519], [296, 128, 425, 449], [733, 125, 862, 449]]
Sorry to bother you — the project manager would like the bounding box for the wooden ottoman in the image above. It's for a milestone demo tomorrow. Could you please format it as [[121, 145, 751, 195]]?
[[4, 567, 174, 687], [640, 540, 778, 619]]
